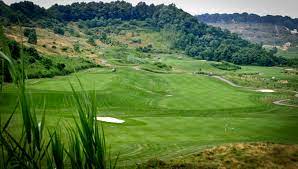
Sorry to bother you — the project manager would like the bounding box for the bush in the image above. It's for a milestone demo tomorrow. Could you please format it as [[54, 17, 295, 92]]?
[[130, 37, 142, 44], [73, 42, 80, 52], [211, 61, 241, 71], [57, 63, 66, 71], [87, 37, 96, 46], [24, 47, 40, 60], [137, 45, 153, 53], [53, 27, 65, 35], [41, 57, 53, 69], [23, 28, 34, 37], [26, 29, 37, 44], [61, 47, 68, 51], [153, 62, 172, 70]]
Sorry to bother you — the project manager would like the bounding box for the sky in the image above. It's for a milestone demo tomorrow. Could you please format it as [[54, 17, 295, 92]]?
[[3, 0, 298, 18]]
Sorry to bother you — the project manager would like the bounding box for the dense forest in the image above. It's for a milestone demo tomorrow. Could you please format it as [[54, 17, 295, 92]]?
[[0, 1, 289, 67], [197, 13, 298, 30]]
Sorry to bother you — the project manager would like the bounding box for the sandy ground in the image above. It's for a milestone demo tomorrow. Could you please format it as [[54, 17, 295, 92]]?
[[96, 117, 125, 123], [256, 89, 275, 93]]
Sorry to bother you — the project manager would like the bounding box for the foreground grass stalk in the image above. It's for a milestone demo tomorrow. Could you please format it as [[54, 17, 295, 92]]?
[[67, 80, 118, 169]]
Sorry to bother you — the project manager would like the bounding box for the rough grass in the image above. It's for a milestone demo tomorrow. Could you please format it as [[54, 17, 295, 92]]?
[[140, 143, 298, 169]]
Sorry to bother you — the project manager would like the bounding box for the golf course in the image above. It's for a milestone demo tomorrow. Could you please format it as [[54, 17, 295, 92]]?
[[1, 54, 297, 166], [0, 1, 298, 168]]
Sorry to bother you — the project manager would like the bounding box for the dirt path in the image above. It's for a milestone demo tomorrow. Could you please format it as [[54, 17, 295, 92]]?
[[213, 76, 241, 87], [273, 99, 298, 108], [211, 75, 298, 108]]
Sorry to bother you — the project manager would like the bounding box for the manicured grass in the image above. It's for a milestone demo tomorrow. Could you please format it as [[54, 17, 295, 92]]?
[[1, 56, 298, 167]]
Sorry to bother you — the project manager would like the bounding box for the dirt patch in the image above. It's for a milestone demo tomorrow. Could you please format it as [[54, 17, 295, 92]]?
[[140, 143, 298, 169]]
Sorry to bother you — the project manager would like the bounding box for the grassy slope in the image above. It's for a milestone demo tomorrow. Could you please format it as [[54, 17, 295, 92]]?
[[141, 143, 298, 168]]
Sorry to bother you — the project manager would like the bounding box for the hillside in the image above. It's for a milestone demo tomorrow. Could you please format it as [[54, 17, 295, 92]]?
[[0, 1, 287, 68]]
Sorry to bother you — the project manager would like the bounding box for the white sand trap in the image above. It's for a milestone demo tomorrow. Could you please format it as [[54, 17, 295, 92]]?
[[285, 68, 294, 71], [96, 117, 125, 124], [256, 89, 275, 93], [166, 95, 173, 97]]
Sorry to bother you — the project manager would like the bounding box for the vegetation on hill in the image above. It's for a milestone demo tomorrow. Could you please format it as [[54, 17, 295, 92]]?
[[140, 143, 298, 169], [0, 26, 97, 82], [197, 13, 298, 30], [0, 1, 288, 66]]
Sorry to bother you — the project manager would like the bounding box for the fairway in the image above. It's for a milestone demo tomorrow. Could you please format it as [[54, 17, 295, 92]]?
[[1, 64, 298, 166]]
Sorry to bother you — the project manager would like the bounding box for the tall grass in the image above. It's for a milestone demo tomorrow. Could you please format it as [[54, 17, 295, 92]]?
[[0, 26, 117, 169]]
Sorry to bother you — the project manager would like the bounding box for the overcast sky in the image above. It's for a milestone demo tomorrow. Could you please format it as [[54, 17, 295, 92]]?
[[3, 0, 298, 18]]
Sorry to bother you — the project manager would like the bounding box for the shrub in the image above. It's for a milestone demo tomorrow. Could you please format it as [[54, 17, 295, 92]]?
[[57, 63, 66, 71], [73, 42, 80, 52], [61, 47, 68, 51], [137, 44, 153, 53], [130, 37, 142, 44], [24, 47, 40, 60], [41, 57, 53, 69], [87, 37, 96, 46], [53, 27, 65, 35], [153, 62, 172, 70], [211, 61, 241, 71], [27, 29, 37, 44]]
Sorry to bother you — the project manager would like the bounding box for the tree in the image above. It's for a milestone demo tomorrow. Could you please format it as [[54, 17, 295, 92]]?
[[27, 29, 37, 44], [53, 27, 64, 35]]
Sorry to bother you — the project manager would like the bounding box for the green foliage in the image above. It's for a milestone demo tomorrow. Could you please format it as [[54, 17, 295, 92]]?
[[98, 33, 112, 44], [0, 36, 116, 169], [68, 81, 118, 169], [7, 40, 21, 60], [24, 28, 38, 44], [87, 37, 96, 46], [28, 33, 37, 45], [137, 45, 153, 53], [0, 45, 49, 169], [153, 61, 172, 70], [41, 57, 53, 69], [130, 37, 142, 44], [73, 42, 80, 53], [56, 63, 65, 71], [53, 27, 64, 35], [211, 61, 241, 71]]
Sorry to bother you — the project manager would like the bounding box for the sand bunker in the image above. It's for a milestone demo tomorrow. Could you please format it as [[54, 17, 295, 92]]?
[[166, 95, 173, 97], [256, 89, 275, 93], [96, 117, 125, 124]]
